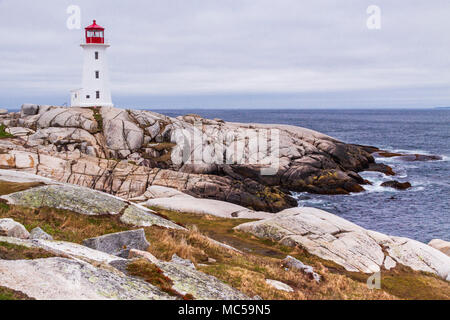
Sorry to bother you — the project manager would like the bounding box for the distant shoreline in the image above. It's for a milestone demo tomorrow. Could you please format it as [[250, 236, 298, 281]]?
[[4, 107, 450, 113]]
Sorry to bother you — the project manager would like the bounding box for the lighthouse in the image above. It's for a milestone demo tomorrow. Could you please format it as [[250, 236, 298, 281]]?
[[71, 20, 113, 108]]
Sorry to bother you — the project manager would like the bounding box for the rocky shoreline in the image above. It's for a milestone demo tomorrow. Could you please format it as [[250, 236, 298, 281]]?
[[0, 104, 401, 213], [0, 105, 448, 300]]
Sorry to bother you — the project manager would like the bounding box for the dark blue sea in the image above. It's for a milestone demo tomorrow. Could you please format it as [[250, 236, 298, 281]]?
[[156, 109, 450, 243]]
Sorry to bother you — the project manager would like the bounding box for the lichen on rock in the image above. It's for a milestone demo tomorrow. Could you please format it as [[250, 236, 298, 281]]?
[[2, 184, 127, 215]]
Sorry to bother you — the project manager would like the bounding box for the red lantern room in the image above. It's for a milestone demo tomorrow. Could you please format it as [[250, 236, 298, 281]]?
[[85, 20, 105, 44]]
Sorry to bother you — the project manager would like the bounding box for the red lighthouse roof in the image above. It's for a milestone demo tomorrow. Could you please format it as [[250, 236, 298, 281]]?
[[85, 20, 104, 31], [85, 20, 105, 44]]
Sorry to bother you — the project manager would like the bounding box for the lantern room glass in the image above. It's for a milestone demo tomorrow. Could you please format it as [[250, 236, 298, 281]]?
[[86, 30, 104, 44]]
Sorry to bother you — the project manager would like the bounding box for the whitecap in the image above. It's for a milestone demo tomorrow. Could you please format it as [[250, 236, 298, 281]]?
[[362, 183, 399, 194]]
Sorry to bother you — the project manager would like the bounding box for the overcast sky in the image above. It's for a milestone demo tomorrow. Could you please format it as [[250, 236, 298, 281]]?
[[1, 0, 450, 109]]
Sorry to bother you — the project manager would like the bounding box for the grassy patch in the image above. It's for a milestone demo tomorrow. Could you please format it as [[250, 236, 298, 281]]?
[[0, 204, 130, 243], [0, 180, 43, 196], [0, 124, 13, 139], [89, 107, 103, 133], [147, 208, 289, 258], [0, 241, 55, 260], [344, 264, 450, 300], [0, 286, 34, 300]]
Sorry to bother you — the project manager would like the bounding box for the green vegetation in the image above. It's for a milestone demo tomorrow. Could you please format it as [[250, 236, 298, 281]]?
[[0, 286, 34, 300], [0, 124, 13, 139], [89, 107, 103, 133]]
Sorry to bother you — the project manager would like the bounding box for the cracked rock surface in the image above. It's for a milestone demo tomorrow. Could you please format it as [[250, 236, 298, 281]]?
[[234, 207, 450, 280], [0, 257, 173, 300]]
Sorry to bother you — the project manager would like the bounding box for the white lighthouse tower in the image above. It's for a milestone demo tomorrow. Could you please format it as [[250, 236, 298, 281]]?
[[71, 20, 113, 107]]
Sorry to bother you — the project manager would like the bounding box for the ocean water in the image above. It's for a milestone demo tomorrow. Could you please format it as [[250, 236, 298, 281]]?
[[157, 109, 450, 243]]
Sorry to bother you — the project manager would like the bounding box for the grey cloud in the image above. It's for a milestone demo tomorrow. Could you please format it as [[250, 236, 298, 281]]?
[[1, 0, 450, 109]]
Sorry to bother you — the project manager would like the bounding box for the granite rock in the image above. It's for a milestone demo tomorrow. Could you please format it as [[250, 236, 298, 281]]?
[[82, 229, 150, 258]]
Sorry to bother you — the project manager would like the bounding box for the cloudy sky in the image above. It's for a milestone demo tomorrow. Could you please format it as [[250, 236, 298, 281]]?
[[1, 0, 450, 109]]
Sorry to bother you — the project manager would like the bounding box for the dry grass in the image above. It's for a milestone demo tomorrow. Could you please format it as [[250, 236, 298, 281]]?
[[148, 208, 449, 300], [126, 258, 194, 299], [0, 204, 130, 244], [0, 241, 56, 260], [145, 226, 217, 264], [142, 212, 396, 300], [0, 180, 44, 196], [345, 264, 450, 300]]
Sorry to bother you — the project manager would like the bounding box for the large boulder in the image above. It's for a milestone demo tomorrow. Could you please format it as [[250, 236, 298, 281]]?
[[101, 107, 144, 156], [1, 184, 127, 216], [36, 107, 98, 133], [0, 257, 172, 300], [385, 237, 450, 280], [428, 239, 450, 257], [0, 236, 124, 264], [5, 127, 35, 137], [156, 260, 250, 300], [235, 207, 450, 280], [82, 229, 150, 258], [21, 104, 39, 116], [143, 196, 274, 219], [0, 218, 29, 239]]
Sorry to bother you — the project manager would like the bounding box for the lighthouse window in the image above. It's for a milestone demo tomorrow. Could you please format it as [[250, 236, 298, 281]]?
[[95, 52, 99, 60], [95, 71, 99, 79], [86, 95, 90, 99], [96, 91, 100, 99]]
